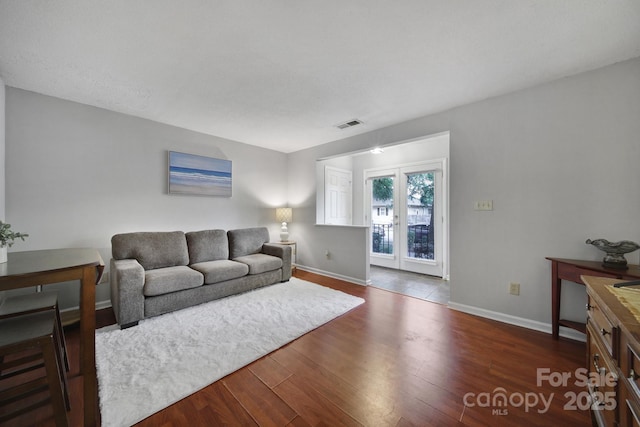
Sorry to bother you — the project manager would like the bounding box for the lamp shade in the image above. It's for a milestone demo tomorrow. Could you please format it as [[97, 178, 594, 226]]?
[[276, 207, 292, 223]]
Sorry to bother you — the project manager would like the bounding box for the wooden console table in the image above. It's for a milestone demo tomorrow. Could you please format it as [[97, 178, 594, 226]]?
[[0, 248, 104, 426], [546, 257, 640, 339]]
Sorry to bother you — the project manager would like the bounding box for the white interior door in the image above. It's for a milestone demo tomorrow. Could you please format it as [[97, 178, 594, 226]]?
[[325, 166, 352, 225], [366, 160, 447, 278]]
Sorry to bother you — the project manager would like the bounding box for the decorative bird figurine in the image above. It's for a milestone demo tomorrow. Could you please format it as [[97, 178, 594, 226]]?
[[586, 238, 640, 269]]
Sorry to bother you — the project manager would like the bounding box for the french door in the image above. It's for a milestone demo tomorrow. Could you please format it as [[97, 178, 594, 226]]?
[[365, 160, 447, 277]]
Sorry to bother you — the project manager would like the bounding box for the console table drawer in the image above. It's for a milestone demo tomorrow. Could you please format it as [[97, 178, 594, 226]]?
[[625, 342, 640, 401], [588, 297, 616, 357], [588, 322, 618, 426], [621, 376, 640, 427], [624, 396, 640, 427]]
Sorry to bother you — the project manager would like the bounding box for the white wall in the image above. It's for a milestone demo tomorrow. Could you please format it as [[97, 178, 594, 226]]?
[[0, 77, 5, 220], [297, 225, 370, 285], [288, 57, 640, 334], [5, 88, 289, 309]]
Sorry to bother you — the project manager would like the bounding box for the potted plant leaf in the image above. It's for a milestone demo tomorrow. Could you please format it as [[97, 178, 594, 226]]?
[[0, 221, 28, 263]]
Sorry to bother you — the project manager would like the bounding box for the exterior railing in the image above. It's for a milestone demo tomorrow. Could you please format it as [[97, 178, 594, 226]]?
[[372, 223, 392, 254], [407, 223, 433, 259], [371, 222, 434, 260]]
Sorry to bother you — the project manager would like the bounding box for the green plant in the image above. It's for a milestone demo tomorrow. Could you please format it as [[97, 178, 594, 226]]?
[[0, 221, 28, 248]]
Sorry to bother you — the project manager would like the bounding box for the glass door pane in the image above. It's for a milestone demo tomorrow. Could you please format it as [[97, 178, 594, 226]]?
[[405, 172, 434, 261], [371, 176, 394, 256]]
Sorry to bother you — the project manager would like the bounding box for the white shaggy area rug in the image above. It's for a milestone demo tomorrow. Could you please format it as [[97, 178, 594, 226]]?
[[95, 278, 365, 427]]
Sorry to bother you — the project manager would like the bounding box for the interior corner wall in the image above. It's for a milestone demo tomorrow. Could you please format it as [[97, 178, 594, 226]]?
[[5, 88, 289, 309], [287, 56, 640, 330]]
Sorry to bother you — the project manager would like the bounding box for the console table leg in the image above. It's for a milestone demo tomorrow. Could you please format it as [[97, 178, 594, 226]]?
[[551, 261, 561, 339]]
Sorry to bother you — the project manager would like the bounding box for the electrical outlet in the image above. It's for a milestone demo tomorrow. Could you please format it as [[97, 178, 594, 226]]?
[[509, 282, 520, 296]]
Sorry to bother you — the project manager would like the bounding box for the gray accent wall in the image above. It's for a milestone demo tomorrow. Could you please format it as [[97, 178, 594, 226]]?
[[288, 57, 640, 332], [5, 88, 289, 309]]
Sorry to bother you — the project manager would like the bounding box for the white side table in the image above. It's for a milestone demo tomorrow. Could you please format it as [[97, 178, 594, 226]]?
[[278, 241, 297, 272]]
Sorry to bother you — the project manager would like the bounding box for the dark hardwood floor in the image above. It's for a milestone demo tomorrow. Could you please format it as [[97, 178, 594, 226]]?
[[3, 270, 589, 426]]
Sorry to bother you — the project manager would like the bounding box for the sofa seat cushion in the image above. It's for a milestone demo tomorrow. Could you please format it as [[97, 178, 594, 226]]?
[[190, 260, 249, 285], [144, 266, 204, 297], [233, 254, 283, 275]]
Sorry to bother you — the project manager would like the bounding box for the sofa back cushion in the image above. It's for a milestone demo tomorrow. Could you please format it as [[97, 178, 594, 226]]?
[[228, 227, 270, 259], [111, 231, 189, 270], [186, 229, 229, 264]]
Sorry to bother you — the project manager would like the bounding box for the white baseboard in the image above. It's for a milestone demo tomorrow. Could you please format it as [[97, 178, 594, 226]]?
[[448, 302, 586, 342], [294, 268, 581, 342], [60, 299, 112, 315], [71, 282, 582, 343], [295, 265, 369, 286], [96, 299, 112, 310]]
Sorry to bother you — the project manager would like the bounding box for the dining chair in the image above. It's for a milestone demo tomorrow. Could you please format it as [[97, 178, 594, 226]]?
[[0, 311, 70, 426], [0, 291, 70, 372]]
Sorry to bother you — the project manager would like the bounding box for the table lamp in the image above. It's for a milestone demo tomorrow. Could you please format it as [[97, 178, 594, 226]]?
[[276, 208, 292, 242]]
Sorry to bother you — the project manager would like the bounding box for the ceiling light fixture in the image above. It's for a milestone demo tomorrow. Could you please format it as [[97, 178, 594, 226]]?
[[370, 147, 384, 154]]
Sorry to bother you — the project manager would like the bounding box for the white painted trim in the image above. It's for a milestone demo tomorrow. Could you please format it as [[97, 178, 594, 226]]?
[[448, 302, 586, 343], [96, 300, 112, 310], [296, 265, 369, 286], [60, 299, 112, 314], [86, 273, 584, 343]]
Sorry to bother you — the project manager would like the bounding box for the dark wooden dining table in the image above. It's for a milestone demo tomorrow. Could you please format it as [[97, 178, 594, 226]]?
[[0, 248, 105, 426]]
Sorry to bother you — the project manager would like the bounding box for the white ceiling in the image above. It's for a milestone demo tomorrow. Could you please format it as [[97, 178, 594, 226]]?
[[1, 1, 639, 153]]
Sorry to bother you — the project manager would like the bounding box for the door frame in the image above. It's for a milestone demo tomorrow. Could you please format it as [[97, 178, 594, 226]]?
[[364, 158, 449, 279], [364, 168, 399, 269]]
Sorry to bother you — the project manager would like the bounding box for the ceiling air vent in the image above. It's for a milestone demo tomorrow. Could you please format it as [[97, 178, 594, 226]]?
[[336, 119, 363, 130]]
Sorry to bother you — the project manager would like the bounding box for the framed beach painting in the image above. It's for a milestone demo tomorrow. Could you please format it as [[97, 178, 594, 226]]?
[[168, 151, 232, 197]]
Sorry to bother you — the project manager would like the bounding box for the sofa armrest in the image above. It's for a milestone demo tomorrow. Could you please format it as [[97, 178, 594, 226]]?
[[110, 258, 145, 327], [262, 243, 292, 281]]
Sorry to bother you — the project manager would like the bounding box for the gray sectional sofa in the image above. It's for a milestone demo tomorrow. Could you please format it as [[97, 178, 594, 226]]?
[[110, 227, 291, 328]]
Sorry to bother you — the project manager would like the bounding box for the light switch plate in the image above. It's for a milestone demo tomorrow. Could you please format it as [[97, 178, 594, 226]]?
[[474, 200, 493, 211]]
